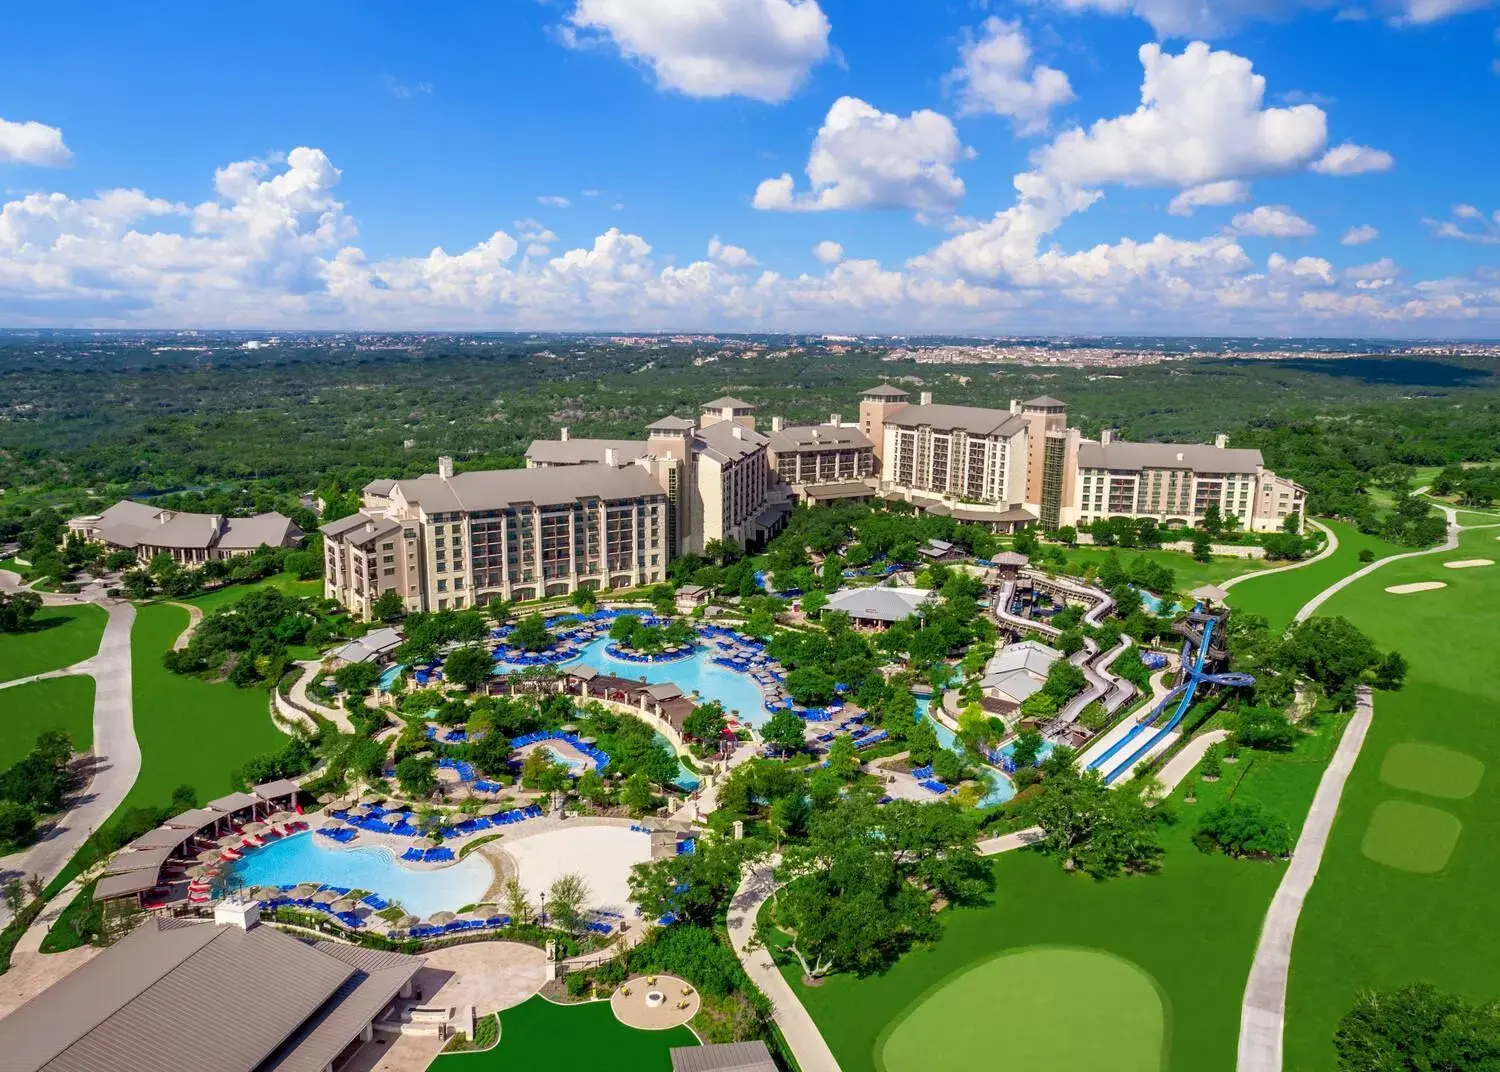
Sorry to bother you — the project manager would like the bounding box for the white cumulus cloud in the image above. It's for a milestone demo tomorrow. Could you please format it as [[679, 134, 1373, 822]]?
[[752, 96, 969, 213], [813, 240, 844, 263], [563, 0, 831, 103], [947, 18, 1074, 134], [1033, 43, 1328, 190], [537, 195, 572, 208], [1229, 205, 1316, 236], [1341, 224, 1379, 245], [707, 235, 759, 268], [1311, 142, 1395, 175], [1424, 204, 1500, 244], [1034, 0, 1495, 37], [0, 116, 73, 167], [1168, 180, 1251, 215]]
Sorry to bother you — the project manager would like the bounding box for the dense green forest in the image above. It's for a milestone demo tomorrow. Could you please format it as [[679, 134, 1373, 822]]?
[[1, 334, 1497, 535]]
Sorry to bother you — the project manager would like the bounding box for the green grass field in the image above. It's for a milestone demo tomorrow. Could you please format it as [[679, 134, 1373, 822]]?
[[182, 571, 323, 613], [1226, 519, 1405, 631], [431, 996, 698, 1071], [878, 947, 1165, 1072], [777, 708, 1348, 1071], [0, 675, 95, 768], [0, 603, 107, 683], [126, 603, 286, 809], [1060, 545, 1270, 593], [1283, 527, 1500, 1070]]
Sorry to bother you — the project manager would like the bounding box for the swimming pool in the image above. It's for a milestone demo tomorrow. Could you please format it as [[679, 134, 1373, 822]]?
[[917, 698, 1017, 807], [232, 832, 494, 918], [497, 635, 769, 729], [653, 732, 702, 791]]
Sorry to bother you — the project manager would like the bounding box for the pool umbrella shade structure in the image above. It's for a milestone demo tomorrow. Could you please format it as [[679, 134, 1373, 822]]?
[[248, 886, 280, 900], [217, 835, 245, 848], [428, 911, 456, 925], [185, 864, 217, 879], [317, 792, 336, 804], [311, 890, 339, 905], [293, 883, 320, 898], [393, 914, 419, 930], [321, 818, 347, 830], [331, 898, 358, 914], [242, 822, 268, 835], [412, 837, 436, 850], [267, 811, 296, 825], [196, 849, 223, 864]]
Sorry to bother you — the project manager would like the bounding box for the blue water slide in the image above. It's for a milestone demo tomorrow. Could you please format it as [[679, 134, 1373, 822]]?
[[1101, 616, 1217, 785]]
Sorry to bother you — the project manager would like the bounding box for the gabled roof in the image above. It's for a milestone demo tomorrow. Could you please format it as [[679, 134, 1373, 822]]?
[[361, 478, 396, 497], [696, 421, 768, 464], [648, 415, 696, 431], [825, 586, 935, 623], [861, 384, 909, 399], [1077, 440, 1264, 475], [218, 513, 300, 550], [884, 404, 1027, 438], [319, 512, 402, 543], [700, 395, 755, 410], [525, 438, 648, 466]]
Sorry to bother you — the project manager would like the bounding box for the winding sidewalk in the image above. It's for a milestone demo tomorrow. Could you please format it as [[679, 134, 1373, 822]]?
[[1237, 687, 1373, 1072], [0, 597, 139, 927], [1222, 519, 1339, 593], [728, 859, 843, 1072]]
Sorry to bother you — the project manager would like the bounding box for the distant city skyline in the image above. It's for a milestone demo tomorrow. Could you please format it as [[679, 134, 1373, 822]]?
[[1, 1, 1498, 334]]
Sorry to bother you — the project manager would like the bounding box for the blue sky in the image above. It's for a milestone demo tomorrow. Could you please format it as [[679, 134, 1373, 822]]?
[[1, 0, 1497, 334]]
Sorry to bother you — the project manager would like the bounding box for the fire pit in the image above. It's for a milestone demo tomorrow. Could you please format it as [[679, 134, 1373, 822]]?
[[645, 991, 665, 1009]]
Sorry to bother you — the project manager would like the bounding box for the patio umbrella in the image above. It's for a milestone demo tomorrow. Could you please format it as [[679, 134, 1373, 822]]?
[[393, 914, 419, 930], [331, 898, 358, 914], [185, 864, 217, 879], [412, 837, 436, 849], [266, 811, 295, 825], [344, 804, 370, 818], [428, 911, 456, 925], [248, 885, 280, 901], [321, 818, 347, 830], [292, 883, 320, 898], [479, 803, 504, 815], [217, 835, 245, 848], [456, 911, 482, 923], [317, 792, 336, 804], [328, 799, 353, 811], [196, 849, 223, 864], [359, 791, 382, 804], [561, 724, 577, 734], [311, 890, 339, 904], [579, 736, 597, 746], [242, 821, 269, 835]]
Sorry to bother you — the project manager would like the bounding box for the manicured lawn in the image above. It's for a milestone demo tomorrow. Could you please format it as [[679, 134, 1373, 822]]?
[[1283, 526, 1500, 1070], [183, 571, 323, 613], [1226, 519, 1405, 630], [0, 675, 95, 768], [431, 996, 697, 1071], [777, 710, 1348, 1072], [0, 603, 107, 683], [1059, 544, 1270, 593], [879, 946, 1165, 1072], [126, 603, 286, 809]]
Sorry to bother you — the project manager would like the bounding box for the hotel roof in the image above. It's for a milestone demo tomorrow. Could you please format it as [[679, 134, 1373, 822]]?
[[884, 403, 1027, 437], [1077, 440, 1264, 474], [0, 918, 398, 1072], [647, 415, 697, 431], [696, 421, 769, 464], [766, 424, 871, 452], [319, 512, 403, 543], [524, 438, 649, 466], [825, 586, 936, 623], [392, 463, 666, 514], [1021, 394, 1067, 408], [700, 395, 755, 410], [860, 384, 909, 398]]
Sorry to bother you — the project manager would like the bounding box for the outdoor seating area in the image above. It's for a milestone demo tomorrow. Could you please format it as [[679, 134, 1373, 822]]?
[[911, 764, 952, 794], [605, 641, 698, 662], [438, 756, 478, 782], [510, 729, 612, 770]]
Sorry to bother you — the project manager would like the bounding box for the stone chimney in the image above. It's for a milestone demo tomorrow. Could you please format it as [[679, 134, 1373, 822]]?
[[920, 391, 933, 406], [1214, 433, 1229, 449], [1176, 451, 1185, 463], [560, 427, 570, 442], [438, 455, 454, 480], [771, 416, 784, 432], [731, 425, 744, 440], [1009, 398, 1020, 413], [604, 447, 619, 466], [1101, 429, 1115, 445], [829, 413, 841, 426]]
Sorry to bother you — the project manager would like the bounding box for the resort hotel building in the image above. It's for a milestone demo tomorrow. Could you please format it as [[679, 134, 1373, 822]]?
[[320, 386, 1303, 619], [66, 500, 303, 566]]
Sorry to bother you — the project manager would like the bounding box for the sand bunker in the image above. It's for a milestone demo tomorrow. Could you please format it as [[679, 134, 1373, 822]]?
[[1443, 559, 1493, 569], [1385, 582, 1448, 594]]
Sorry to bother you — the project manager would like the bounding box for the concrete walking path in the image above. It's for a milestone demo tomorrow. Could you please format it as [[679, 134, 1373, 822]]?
[[1153, 729, 1231, 795], [1237, 687, 1373, 1072], [1223, 519, 1339, 593], [728, 859, 843, 1072], [289, 659, 354, 732], [0, 598, 139, 928], [977, 826, 1043, 856], [167, 601, 203, 650]]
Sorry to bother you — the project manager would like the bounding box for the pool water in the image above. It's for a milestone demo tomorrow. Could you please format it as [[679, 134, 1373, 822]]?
[[376, 663, 405, 691], [497, 635, 769, 729], [1136, 589, 1185, 615], [653, 732, 702, 791], [232, 831, 494, 918], [916, 698, 1016, 807]]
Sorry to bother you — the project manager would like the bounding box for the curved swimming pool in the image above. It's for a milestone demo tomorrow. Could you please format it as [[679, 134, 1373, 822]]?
[[497, 635, 769, 728], [232, 831, 494, 918], [918, 698, 1018, 807]]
